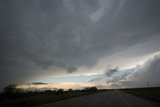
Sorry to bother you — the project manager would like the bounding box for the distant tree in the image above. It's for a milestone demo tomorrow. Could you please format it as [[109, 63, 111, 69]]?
[[83, 86, 98, 92], [68, 88, 73, 92], [56, 88, 64, 95], [3, 84, 17, 94], [2, 84, 23, 99], [90, 87, 98, 91]]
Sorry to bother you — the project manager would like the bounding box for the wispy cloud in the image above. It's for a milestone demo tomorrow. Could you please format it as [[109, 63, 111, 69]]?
[[105, 67, 119, 77]]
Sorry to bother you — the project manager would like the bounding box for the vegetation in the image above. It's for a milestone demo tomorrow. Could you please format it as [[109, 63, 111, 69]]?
[[0, 85, 101, 107], [1, 84, 160, 106], [82, 86, 98, 92], [121, 87, 160, 103]]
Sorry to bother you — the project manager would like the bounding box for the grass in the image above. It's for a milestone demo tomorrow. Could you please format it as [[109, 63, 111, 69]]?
[[0, 91, 94, 107], [2, 84, 159, 106], [0, 85, 106, 107], [121, 87, 160, 103]]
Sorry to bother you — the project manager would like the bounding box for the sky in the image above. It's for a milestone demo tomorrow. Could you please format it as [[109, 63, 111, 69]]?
[[0, 0, 160, 90]]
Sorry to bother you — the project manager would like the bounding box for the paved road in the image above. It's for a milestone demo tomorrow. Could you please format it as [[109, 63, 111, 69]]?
[[39, 90, 159, 107]]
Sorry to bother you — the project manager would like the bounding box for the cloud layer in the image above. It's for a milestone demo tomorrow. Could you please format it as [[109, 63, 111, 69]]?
[[90, 53, 160, 88], [0, 0, 160, 87]]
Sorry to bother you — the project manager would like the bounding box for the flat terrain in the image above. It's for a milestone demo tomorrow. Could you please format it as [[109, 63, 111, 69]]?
[[40, 90, 159, 107]]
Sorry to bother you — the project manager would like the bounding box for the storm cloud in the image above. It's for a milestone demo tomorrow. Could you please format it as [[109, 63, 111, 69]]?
[[89, 66, 135, 84], [0, 0, 160, 87], [131, 54, 160, 86], [90, 53, 160, 88]]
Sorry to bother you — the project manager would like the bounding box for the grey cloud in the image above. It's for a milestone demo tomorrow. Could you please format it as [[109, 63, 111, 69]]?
[[131, 54, 160, 85], [66, 66, 77, 73], [30, 82, 47, 85], [89, 66, 137, 86], [105, 67, 119, 77], [89, 66, 120, 83], [1, 0, 160, 87], [89, 67, 121, 83], [106, 72, 129, 84], [89, 77, 103, 83], [109, 54, 160, 88]]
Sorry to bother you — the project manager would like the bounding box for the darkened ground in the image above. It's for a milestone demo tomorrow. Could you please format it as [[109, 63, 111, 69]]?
[[0, 85, 160, 107], [0, 85, 103, 107], [121, 87, 160, 103]]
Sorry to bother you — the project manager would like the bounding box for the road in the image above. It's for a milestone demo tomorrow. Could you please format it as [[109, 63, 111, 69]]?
[[39, 90, 159, 107]]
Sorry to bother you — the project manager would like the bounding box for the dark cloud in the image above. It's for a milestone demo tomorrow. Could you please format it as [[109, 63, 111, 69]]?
[[89, 67, 130, 84], [105, 67, 119, 77], [30, 82, 47, 85], [66, 66, 77, 73], [0, 0, 160, 87], [89, 67, 122, 83], [89, 77, 103, 83]]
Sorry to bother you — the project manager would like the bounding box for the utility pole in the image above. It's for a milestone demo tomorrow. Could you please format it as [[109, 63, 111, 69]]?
[[147, 81, 149, 88]]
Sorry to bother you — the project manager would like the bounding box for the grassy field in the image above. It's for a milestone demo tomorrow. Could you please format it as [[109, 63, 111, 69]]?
[[1, 85, 159, 107], [0, 91, 96, 107], [121, 87, 160, 103], [0, 85, 107, 107]]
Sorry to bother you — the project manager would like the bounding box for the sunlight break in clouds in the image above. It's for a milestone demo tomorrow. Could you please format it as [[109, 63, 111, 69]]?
[[18, 52, 160, 90], [17, 82, 94, 91]]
